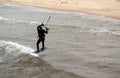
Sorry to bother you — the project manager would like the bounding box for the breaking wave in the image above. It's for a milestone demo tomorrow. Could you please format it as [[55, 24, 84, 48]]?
[[74, 28, 120, 36], [0, 40, 80, 78], [0, 16, 39, 25], [89, 28, 120, 36], [0, 40, 38, 57], [1, 16, 120, 36]]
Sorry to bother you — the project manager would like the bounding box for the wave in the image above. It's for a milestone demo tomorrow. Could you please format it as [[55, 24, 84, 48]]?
[[1, 16, 120, 36], [0, 40, 80, 78], [0, 40, 38, 57], [74, 27, 120, 36], [0, 16, 39, 25], [0, 16, 8, 20], [89, 28, 120, 36]]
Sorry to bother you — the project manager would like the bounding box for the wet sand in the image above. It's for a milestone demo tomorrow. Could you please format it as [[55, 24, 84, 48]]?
[[1, 0, 120, 19]]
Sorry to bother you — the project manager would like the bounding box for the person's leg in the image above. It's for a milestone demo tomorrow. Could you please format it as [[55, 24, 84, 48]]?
[[42, 38, 45, 50], [36, 38, 41, 52]]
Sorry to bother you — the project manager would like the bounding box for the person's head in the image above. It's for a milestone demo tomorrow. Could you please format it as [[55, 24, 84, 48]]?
[[39, 26, 42, 29], [40, 23, 44, 26]]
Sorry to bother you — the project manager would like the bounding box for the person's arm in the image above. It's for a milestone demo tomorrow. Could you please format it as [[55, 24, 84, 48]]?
[[37, 26, 39, 37], [45, 28, 49, 34], [42, 25, 49, 34]]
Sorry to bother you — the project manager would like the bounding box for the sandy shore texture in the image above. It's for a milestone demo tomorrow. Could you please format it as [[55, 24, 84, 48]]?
[[0, 0, 120, 20]]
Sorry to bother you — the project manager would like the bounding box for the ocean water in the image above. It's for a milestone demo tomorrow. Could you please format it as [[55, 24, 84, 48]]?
[[0, 40, 81, 78], [0, 3, 120, 78]]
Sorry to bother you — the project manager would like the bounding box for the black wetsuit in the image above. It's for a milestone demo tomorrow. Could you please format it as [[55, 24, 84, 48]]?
[[36, 25, 48, 52]]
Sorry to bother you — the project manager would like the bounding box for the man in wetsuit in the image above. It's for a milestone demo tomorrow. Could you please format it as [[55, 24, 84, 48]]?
[[36, 23, 49, 52]]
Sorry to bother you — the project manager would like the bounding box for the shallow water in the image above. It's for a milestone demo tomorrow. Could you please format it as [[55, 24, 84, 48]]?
[[0, 3, 120, 78]]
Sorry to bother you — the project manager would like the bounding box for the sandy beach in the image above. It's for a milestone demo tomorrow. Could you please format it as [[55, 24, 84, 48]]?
[[0, 0, 120, 19]]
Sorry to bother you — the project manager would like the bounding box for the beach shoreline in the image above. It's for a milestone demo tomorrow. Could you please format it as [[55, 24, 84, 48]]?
[[1, 0, 120, 20]]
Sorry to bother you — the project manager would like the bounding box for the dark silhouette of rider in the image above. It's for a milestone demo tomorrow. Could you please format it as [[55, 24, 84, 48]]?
[[36, 23, 49, 52]]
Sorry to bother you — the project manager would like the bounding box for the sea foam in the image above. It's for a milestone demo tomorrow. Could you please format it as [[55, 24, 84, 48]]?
[[0, 40, 38, 57], [0, 16, 39, 25]]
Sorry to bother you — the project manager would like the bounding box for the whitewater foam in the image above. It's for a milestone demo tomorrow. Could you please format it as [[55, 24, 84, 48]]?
[[89, 28, 120, 36], [0, 16, 39, 25], [0, 16, 8, 20], [74, 27, 120, 36], [0, 40, 39, 57]]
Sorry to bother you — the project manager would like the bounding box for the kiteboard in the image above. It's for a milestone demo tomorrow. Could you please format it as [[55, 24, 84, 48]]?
[[32, 47, 47, 54]]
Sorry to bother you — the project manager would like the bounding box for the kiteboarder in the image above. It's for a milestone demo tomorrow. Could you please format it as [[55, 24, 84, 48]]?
[[36, 23, 49, 52]]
